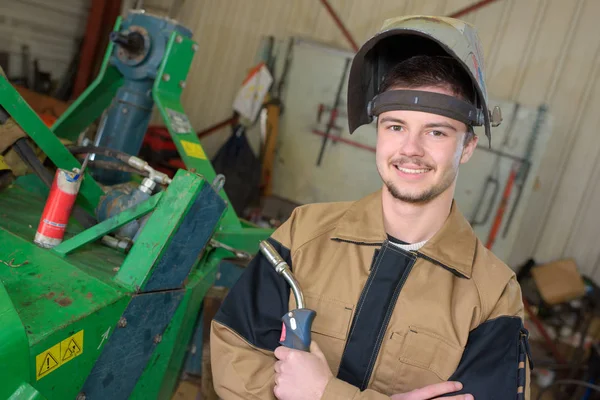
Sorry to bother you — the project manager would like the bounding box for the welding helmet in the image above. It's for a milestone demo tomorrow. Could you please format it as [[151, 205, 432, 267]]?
[[347, 15, 502, 146]]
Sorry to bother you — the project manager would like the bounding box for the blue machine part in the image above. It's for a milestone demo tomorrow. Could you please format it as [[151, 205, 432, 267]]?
[[92, 11, 192, 185], [183, 261, 245, 376], [81, 290, 185, 400], [143, 183, 226, 292], [95, 181, 152, 238]]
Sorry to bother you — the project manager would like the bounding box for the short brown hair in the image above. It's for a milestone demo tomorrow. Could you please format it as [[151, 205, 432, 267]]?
[[380, 55, 476, 144]]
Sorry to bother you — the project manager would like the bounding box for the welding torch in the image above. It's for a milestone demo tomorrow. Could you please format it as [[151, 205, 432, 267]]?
[[259, 240, 316, 352]]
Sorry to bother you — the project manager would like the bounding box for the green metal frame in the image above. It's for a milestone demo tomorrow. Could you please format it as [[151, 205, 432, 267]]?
[[114, 171, 210, 290], [152, 32, 241, 229], [0, 15, 275, 400], [0, 78, 103, 213], [52, 192, 162, 257], [51, 18, 124, 143]]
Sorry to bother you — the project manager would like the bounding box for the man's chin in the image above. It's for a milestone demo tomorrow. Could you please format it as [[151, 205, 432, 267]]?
[[385, 182, 437, 204]]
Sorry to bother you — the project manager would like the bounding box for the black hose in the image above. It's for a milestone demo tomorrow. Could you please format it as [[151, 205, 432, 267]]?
[[67, 145, 132, 164], [13, 138, 54, 187], [85, 160, 148, 176], [536, 379, 600, 400]]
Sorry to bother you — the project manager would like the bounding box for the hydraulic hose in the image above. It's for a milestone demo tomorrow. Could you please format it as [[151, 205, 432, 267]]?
[[67, 145, 132, 164], [77, 159, 149, 176]]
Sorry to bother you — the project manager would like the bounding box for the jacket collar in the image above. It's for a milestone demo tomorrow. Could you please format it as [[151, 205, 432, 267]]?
[[331, 190, 477, 278]]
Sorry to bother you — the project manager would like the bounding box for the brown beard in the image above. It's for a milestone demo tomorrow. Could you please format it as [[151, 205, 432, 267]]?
[[385, 166, 456, 204]]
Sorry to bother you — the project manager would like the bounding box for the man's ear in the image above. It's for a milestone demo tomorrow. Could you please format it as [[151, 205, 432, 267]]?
[[460, 132, 478, 164]]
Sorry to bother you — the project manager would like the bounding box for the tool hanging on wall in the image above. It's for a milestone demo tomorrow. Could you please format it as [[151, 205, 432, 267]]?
[[315, 57, 351, 166], [485, 103, 548, 248], [501, 104, 548, 238], [470, 103, 521, 227], [260, 37, 294, 197]]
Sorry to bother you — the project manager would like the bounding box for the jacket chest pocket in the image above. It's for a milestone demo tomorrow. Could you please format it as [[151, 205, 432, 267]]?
[[377, 325, 464, 393], [303, 294, 353, 375]]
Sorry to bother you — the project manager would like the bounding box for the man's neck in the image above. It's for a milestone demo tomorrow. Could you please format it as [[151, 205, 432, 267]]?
[[381, 186, 453, 244]]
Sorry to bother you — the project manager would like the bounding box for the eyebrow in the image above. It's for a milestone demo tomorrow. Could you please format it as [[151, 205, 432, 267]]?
[[423, 122, 457, 132], [378, 117, 458, 132]]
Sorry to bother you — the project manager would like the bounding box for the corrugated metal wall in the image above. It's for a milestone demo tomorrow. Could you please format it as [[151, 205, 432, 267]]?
[[148, 0, 600, 280], [0, 0, 90, 85]]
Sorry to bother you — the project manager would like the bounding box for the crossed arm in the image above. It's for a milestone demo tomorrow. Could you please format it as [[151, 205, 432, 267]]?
[[209, 239, 532, 400]]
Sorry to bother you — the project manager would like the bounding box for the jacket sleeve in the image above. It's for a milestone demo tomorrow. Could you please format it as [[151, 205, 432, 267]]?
[[321, 378, 392, 399], [210, 219, 294, 399], [443, 276, 533, 400]]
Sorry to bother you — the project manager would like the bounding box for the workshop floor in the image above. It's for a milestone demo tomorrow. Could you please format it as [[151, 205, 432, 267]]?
[[171, 380, 202, 400]]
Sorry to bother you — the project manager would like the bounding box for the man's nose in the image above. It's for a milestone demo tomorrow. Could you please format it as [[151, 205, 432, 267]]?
[[400, 132, 425, 157]]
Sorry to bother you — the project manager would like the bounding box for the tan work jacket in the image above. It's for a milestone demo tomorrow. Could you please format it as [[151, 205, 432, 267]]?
[[211, 190, 532, 399]]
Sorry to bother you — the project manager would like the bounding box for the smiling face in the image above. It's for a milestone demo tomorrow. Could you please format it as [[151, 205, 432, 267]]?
[[375, 85, 478, 204]]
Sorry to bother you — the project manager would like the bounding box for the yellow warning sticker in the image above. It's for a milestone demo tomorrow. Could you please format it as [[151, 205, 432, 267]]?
[[180, 140, 207, 159], [36, 330, 84, 380], [36, 343, 60, 379], [60, 330, 83, 365]]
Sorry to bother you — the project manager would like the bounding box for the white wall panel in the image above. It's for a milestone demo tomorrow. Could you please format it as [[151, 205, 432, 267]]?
[[0, 0, 90, 82]]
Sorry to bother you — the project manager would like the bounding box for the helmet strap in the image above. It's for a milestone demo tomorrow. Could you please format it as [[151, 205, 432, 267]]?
[[367, 89, 484, 127]]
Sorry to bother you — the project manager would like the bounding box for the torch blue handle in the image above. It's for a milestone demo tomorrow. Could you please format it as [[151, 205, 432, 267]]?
[[280, 308, 316, 352]]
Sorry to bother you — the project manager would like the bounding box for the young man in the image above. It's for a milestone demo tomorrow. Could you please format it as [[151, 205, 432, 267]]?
[[210, 15, 532, 400]]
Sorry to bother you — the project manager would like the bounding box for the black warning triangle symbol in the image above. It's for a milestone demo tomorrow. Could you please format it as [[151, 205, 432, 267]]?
[[39, 352, 59, 375], [63, 339, 81, 361]]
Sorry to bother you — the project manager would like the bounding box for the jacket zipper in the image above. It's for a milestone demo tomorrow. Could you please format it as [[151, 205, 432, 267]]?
[[361, 247, 415, 390]]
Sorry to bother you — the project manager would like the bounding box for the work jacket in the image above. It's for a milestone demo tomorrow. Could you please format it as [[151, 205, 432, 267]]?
[[211, 190, 533, 399]]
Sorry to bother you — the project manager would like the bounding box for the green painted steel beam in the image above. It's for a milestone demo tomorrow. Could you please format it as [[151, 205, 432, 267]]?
[[213, 227, 274, 255], [51, 18, 124, 143], [52, 192, 162, 257], [130, 248, 229, 399], [0, 229, 126, 347], [0, 281, 32, 399], [0, 77, 104, 213], [152, 32, 240, 229], [114, 170, 204, 290]]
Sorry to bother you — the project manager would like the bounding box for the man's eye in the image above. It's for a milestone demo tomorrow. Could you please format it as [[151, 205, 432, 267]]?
[[429, 130, 446, 137], [389, 125, 403, 131]]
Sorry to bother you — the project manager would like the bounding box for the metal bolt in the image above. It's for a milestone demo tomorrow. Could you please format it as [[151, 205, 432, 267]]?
[[112, 267, 120, 272], [122, 107, 128, 114], [179, 81, 186, 89], [118, 317, 127, 328], [162, 73, 170, 82], [189, 168, 196, 173], [76, 393, 86, 400], [153, 334, 162, 344], [176, 35, 183, 43], [192, 43, 199, 52]]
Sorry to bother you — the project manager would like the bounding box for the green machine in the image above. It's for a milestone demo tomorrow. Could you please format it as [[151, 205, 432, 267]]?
[[0, 10, 271, 400]]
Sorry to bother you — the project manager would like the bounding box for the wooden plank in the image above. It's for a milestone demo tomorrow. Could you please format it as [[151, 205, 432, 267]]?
[[13, 84, 70, 117]]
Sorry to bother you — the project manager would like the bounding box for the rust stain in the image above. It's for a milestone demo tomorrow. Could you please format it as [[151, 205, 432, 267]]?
[[86, 292, 93, 299], [43, 292, 56, 299], [54, 297, 73, 307]]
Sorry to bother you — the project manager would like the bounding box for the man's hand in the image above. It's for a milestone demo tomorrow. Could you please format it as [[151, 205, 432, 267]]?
[[273, 341, 333, 400], [392, 381, 473, 400]]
